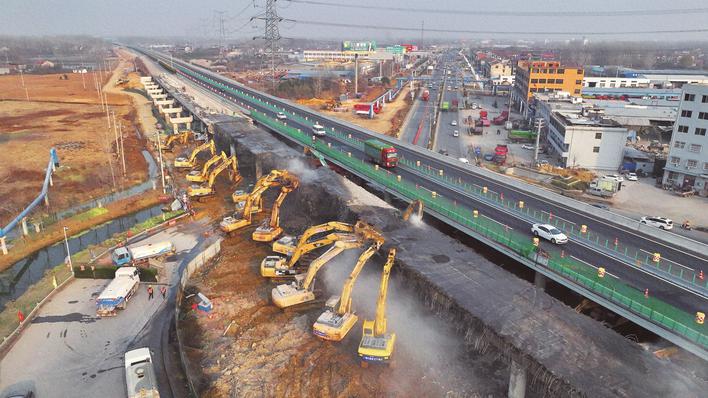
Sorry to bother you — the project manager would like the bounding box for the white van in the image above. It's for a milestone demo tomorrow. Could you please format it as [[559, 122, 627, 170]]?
[[312, 124, 326, 136]]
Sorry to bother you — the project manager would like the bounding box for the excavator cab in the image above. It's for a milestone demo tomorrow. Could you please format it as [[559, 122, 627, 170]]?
[[358, 248, 397, 365], [272, 235, 297, 255]]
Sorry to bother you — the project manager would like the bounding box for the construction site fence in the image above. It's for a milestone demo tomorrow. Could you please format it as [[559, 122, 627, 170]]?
[[175, 238, 223, 398], [248, 110, 708, 351]]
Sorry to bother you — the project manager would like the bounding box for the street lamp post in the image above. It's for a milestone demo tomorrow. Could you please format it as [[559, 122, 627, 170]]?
[[63, 226, 73, 276]]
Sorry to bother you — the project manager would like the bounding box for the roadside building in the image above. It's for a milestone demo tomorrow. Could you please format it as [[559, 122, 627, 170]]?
[[583, 76, 651, 89], [662, 84, 708, 195], [483, 60, 512, 79], [534, 93, 628, 171], [513, 60, 584, 117]]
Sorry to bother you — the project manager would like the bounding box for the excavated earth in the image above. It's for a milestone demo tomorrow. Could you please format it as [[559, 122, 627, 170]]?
[[177, 119, 707, 398]]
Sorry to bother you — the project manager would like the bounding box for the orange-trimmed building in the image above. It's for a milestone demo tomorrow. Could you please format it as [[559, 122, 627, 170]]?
[[512, 60, 584, 116]]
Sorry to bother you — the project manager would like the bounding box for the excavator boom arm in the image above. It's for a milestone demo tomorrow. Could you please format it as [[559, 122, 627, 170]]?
[[206, 156, 233, 187], [336, 242, 381, 315], [374, 248, 396, 336], [301, 238, 361, 290], [294, 222, 355, 249], [200, 152, 226, 176], [188, 140, 213, 163]]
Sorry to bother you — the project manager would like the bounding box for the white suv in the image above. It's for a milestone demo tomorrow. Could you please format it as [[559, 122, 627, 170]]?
[[640, 216, 673, 230], [531, 223, 568, 244]]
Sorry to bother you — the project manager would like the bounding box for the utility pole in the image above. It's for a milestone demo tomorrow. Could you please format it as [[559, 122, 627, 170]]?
[[119, 122, 126, 176], [253, 0, 282, 92], [63, 226, 74, 276], [155, 132, 166, 194], [534, 118, 544, 164], [354, 53, 359, 96]]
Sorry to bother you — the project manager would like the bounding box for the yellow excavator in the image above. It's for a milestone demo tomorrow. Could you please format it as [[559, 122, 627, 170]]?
[[186, 155, 240, 200], [272, 221, 355, 255], [219, 169, 288, 233], [358, 248, 397, 365], [312, 234, 384, 341], [252, 172, 300, 242], [186, 151, 227, 183], [402, 200, 423, 221], [261, 221, 354, 278], [163, 131, 191, 152], [174, 140, 215, 168], [261, 231, 353, 278], [271, 221, 382, 309]]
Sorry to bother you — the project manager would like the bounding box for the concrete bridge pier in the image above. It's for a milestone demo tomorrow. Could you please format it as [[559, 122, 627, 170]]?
[[21, 217, 29, 236], [508, 359, 527, 398], [33, 222, 41, 233], [44, 194, 49, 207], [0, 237, 7, 255], [534, 271, 547, 290]]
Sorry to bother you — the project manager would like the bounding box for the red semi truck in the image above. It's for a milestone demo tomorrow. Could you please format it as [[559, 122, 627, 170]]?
[[364, 139, 398, 168], [493, 110, 509, 125]]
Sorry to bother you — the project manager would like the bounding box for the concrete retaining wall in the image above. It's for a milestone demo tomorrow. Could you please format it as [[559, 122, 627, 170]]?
[[174, 239, 223, 397]]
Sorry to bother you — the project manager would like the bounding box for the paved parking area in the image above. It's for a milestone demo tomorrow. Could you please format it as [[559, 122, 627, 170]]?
[[0, 224, 202, 397], [611, 177, 708, 235]]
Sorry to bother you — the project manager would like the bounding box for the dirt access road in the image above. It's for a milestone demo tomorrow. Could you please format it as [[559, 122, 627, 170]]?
[[298, 86, 413, 137], [0, 59, 148, 227]]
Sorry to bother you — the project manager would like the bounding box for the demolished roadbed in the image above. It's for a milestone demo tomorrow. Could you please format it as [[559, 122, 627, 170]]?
[[191, 120, 706, 397]]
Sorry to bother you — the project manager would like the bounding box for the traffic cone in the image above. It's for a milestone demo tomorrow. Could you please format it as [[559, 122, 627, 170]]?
[[644, 289, 649, 298], [699, 270, 705, 281], [17, 310, 25, 323]]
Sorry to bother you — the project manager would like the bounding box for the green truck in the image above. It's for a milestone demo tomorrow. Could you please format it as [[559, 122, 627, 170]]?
[[440, 101, 450, 111], [508, 130, 537, 143]]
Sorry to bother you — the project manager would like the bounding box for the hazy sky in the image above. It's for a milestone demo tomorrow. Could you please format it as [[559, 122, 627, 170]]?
[[1, 0, 708, 42]]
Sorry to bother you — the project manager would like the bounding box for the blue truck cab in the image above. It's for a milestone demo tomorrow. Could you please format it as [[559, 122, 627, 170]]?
[[112, 247, 132, 266]]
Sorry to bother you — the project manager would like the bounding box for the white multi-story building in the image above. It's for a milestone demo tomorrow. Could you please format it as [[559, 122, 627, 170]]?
[[662, 84, 708, 195], [534, 93, 628, 170]]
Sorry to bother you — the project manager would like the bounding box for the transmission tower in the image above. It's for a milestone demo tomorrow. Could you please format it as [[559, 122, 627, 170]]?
[[253, 0, 282, 91], [214, 10, 227, 59]]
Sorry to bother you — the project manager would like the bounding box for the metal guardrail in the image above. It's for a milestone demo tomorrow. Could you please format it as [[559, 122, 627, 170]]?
[[0, 148, 59, 238], [247, 110, 708, 354], [167, 52, 707, 258], [146, 56, 707, 355]]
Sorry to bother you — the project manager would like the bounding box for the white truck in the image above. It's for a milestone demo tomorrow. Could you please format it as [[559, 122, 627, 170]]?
[[125, 347, 160, 398], [96, 267, 140, 317], [112, 241, 176, 266]]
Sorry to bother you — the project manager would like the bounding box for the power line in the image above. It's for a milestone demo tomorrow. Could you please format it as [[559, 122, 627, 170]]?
[[287, 19, 708, 36], [285, 0, 708, 17]]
